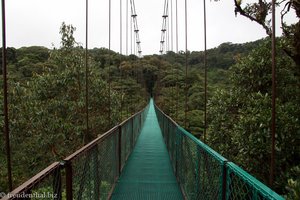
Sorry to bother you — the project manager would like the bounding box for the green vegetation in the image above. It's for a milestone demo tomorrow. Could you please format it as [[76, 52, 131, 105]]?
[[207, 39, 300, 197], [0, 23, 147, 192], [154, 38, 299, 198], [155, 1, 300, 198], [154, 41, 258, 135]]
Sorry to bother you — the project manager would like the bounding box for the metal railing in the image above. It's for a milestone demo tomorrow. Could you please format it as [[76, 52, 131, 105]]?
[[154, 104, 284, 200], [1, 104, 149, 200]]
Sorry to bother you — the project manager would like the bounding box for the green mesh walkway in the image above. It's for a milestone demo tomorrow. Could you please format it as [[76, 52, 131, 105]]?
[[111, 99, 183, 199]]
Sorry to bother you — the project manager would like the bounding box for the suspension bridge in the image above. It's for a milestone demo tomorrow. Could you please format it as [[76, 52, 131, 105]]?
[[0, 99, 283, 200], [1, 0, 283, 199]]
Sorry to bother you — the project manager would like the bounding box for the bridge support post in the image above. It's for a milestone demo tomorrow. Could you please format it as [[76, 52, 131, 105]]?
[[93, 147, 100, 200], [139, 113, 142, 133], [175, 127, 178, 177], [222, 161, 227, 200], [131, 118, 134, 150], [53, 164, 62, 200], [196, 146, 201, 200], [118, 125, 122, 175], [65, 161, 73, 200]]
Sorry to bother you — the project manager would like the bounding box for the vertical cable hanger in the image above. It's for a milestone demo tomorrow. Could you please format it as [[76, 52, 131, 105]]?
[[120, 0, 123, 121], [184, 0, 188, 129], [85, 0, 89, 143], [108, 0, 112, 127], [170, 0, 174, 115], [166, 0, 170, 52], [270, 0, 276, 187], [131, 11, 133, 55], [126, 0, 129, 55], [175, 0, 179, 120], [134, 30, 136, 55], [175, 0, 178, 53], [203, 0, 207, 142], [120, 0, 122, 54], [171, 0, 173, 52], [2, 0, 13, 191]]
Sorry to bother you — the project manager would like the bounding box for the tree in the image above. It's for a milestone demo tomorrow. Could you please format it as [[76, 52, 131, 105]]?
[[223, 0, 300, 68], [207, 40, 300, 196]]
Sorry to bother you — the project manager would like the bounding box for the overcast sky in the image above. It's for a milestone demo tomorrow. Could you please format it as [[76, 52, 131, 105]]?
[[0, 0, 297, 55]]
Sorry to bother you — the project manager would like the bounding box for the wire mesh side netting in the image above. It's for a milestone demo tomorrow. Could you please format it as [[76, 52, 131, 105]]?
[[1, 162, 63, 200], [120, 104, 149, 171], [154, 103, 284, 200], [70, 129, 118, 200], [121, 119, 133, 170], [168, 121, 177, 171], [225, 162, 284, 200], [176, 127, 226, 200], [2, 103, 150, 200], [65, 104, 149, 200]]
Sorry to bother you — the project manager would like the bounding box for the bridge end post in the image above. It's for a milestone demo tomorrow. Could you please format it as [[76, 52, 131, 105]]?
[[54, 163, 63, 200], [222, 161, 227, 200], [131, 118, 134, 150], [118, 125, 122, 175], [65, 161, 73, 200]]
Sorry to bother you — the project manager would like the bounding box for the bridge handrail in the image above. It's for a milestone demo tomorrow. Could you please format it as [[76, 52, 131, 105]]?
[[177, 126, 227, 163], [154, 103, 284, 200], [1, 102, 149, 200], [226, 162, 284, 200], [1, 162, 62, 200], [64, 126, 119, 162]]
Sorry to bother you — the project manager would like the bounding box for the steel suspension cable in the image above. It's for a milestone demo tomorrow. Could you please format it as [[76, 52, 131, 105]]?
[[160, 0, 169, 54], [203, 0, 207, 142], [131, 0, 142, 56], [131, 12, 133, 54], [2, 0, 13, 191], [160, 0, 165, 54], [175, 0, 179, 120], [134, 30, 136, 55], [130, 0, 136, 55], [85, 0, 89, 143], [108, 0, 112, 127], [175, 0, 178, 53], [270, 0, 276, 187], [167, 0, 170, 51], [184, 0, 188, 128], [126, 0, 129, 55], [120, 0, 122, 54], [170, 0, 175, 116], [120, 0, 123, 121], [171, 0, 173, 52]]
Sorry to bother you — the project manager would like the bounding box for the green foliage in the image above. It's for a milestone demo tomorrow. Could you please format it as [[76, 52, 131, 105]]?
[[207, 39, 300, 195], [0, 23, 147, 192], [59, 22, 77, 49], [1, 18, 298, 199], [286, 166, 300, 200], [153, 41, 249, 135]]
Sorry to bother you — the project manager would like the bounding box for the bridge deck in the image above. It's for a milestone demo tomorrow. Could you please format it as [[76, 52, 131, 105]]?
[[111, 100, 183, 199]]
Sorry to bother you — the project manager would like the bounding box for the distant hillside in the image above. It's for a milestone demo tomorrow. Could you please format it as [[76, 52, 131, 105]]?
[[161, 38, 265, 69]]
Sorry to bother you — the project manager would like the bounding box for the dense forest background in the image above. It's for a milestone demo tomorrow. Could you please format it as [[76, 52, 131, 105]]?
[[0, 24, 150, 194], [0, 22, 299, 199], [154, 38, 300, 199]]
